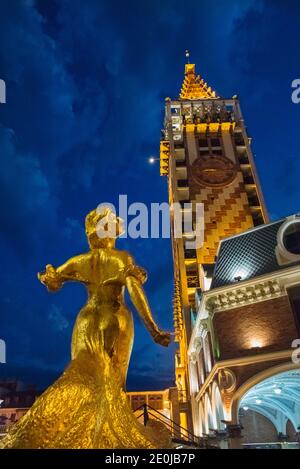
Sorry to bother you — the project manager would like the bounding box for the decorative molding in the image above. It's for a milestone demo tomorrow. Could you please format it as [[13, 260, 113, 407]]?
[[173, 274, 183, 337], [194, 349, 293, 402], [206, 279, 284, 313], [194, 337, 202, 353], [190, 352, 198, 365], [218, 368, 237, 394]]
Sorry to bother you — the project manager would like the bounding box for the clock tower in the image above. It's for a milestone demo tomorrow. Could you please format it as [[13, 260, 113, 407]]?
[[160, 58, 268, 431]]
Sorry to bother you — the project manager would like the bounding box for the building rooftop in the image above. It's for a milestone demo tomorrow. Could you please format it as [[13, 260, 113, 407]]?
[[0, 380, 38, 409]]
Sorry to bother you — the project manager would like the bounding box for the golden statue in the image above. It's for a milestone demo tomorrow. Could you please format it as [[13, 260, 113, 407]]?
[[0, 207, 171, 449]]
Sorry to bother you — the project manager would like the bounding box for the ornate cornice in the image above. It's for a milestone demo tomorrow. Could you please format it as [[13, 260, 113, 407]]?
[[206, 279, 284, 314], [173, 273, 183, 339]]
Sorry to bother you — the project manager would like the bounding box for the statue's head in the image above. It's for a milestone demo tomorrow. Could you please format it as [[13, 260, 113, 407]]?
[[85, 205, 124, 249]]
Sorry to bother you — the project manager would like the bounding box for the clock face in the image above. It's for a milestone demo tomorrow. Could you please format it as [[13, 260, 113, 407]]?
[[191, 154, 237, 187]]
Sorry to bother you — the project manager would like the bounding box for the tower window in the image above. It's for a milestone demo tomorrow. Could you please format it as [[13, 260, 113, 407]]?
[[244, 175, 255, 185], [199, 138, 208, 148], [211, 138, 221, 147], [176, 160, 186, 168], [252, 213, 264, 227], [179, 200, 190, 209], [171, 107, 180, 115], [234, 132, 245, 146], [239, 153, 249, 164], [248, 195, 260, 207], [177, 179, 188, 188], [184, 248, 196, 259], [212, 149, 222, 156]]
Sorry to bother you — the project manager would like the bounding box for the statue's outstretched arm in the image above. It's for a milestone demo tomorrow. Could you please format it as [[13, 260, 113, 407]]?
[[126, 275, 171, 347], [38, 255, 86, 292]]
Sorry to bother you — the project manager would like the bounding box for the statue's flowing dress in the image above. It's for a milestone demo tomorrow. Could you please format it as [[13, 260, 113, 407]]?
[[0, 249, 169, 449]]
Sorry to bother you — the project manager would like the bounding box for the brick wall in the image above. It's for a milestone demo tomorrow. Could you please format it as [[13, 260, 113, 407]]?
[[213, 295, 299, 360], [286, 419, 297, 441], [240, 409, 278, 443], [240, 411, 297, 444]]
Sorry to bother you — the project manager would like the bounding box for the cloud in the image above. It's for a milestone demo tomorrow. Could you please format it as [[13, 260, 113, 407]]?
[[0, 126, 57, 256], [48, 304, 69, 331]]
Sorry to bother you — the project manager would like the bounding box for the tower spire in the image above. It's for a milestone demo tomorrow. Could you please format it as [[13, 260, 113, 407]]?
[[179, 56, 218, 100]]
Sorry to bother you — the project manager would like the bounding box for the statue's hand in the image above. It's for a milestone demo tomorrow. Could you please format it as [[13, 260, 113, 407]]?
[[38, 264, 62, 292], [153, 329, 172, 347]]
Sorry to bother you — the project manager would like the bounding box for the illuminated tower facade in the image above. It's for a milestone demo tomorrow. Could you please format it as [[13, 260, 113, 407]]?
[[160, 60, 268, 428]]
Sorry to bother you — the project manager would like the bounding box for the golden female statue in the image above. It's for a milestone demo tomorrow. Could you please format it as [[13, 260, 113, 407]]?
[[1, 207, 171, 449]]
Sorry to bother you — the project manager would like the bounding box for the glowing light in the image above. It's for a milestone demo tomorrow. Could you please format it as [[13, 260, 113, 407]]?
[[274, 388, 282, 395], [255, 399, 262, 404], [250, 338, 263, 349], [233, 268, 249, 283], [243, 406, 249, 411], [149, 157, 156, 164], [234, 275, 242, 282]]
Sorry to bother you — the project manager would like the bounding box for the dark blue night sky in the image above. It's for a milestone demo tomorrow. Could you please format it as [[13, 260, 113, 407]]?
[[0, 0, 300, 391]]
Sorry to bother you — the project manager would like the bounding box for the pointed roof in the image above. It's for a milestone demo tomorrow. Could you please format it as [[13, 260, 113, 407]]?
[[179, 63, 218, 100]]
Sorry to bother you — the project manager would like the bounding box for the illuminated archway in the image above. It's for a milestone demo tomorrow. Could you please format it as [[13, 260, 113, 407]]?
[[211, 382, 226, 430], [232, 365, 300, 443], [204, 393, 217, 433], [198, 400, 206, 437], [190, 395, 200, 436], [231, 362, 300, 423]]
